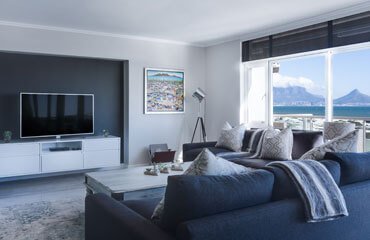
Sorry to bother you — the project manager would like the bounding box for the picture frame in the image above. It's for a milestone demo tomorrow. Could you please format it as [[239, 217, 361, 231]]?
[[144, 68, 185, 114]]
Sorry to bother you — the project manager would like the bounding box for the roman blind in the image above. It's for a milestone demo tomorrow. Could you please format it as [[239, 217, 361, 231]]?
[[333, 12, 370, 47], [242, 11, 370, 62], [249, 37, 271, 60], [272, 23, 328, 57]]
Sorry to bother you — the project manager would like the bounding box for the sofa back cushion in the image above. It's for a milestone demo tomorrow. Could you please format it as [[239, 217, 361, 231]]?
[[241, 129, 323, 159], [267, 160, 340, 201], [291, 131, 323, 159], [324, 152, 370, 185], [160, 170, 274, 231]]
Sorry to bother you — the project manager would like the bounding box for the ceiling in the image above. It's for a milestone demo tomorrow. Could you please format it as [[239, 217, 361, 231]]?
[[0, 0, 369, 46]]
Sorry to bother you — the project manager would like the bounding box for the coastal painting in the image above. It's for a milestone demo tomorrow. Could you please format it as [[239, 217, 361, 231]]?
[[144, 68, 185, 114]]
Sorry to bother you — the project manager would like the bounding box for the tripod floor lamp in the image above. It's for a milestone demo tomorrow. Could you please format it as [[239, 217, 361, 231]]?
[[191, 88, 207, 143]]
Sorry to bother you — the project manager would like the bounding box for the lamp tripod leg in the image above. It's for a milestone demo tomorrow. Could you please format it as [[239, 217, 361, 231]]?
[[200, 117, 207, 142], [191, 117, 201, 143]]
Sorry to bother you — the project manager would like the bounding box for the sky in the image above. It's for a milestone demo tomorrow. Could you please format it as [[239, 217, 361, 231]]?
[[274, 48, 370, 98]]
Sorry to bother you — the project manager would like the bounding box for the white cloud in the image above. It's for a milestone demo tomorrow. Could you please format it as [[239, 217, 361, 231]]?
[[273, 73, 324, 94], [273, 73, 314, 89]]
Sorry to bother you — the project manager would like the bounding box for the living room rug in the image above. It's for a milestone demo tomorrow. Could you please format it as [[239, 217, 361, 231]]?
[[0, 197, 84, 240]]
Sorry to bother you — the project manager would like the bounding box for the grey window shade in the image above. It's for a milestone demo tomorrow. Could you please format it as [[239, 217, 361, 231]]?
[[272, 23, 328, 57], [242, 41, 249, 62], [249, 37, 270, 60], [241, 11, 370, 62], [333, 12, 370, 47]]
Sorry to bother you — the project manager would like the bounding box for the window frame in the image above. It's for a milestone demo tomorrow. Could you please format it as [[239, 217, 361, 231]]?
[[242, 60, 270, 126], [241, 41, 370, 125]]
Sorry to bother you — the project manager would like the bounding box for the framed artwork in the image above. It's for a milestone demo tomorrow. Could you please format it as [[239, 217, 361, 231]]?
[[144, 68, 185, 114]]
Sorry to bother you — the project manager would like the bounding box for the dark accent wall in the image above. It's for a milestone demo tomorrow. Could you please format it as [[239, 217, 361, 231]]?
[[0, 51, 127, 162]]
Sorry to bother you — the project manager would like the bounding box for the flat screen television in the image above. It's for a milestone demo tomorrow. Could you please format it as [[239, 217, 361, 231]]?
[[20, 93, 94, 138]]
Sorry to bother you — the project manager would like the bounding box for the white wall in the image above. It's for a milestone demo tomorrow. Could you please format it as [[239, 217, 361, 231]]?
[[205, 40, 241, 140], [0, 24, 206, 166]]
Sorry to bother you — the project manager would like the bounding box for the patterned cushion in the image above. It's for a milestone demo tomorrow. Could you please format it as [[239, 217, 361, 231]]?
[[299, 130, 359, 160], [151, 148, 250, 222], [215, 122, 246, 152], [260, 128, 293, 160], [242, 129, 265, 153], [324, 122, 355, 141]]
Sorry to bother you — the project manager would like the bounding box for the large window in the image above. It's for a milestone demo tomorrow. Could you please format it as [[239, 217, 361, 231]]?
[[243, 44, 370, 150], [272, 55, 326, 130], [332, 49, 370, 117], [273, 56, 326, 114], [243, 64, 269, 127], [332, 49, 370, 151]]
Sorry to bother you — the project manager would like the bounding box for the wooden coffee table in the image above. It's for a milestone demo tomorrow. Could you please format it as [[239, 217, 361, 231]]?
[[85, 162, 191, 201]]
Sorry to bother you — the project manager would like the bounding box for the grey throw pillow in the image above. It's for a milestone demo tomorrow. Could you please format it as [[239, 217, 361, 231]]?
[[151, 148, 250, 221], [299, 130, 359, 160], [260, 128, 293, 160], [215, 122, 246, 152]]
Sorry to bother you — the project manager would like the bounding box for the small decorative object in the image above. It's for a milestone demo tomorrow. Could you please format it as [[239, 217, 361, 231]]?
[[102, 129, 110, 137], [144, 68, 185, 114], [158, 163, 169, 174], [171, 162, 184, 171], [144, 168, 159, 176], [3, 131, 12, 142], [144, 163, 159, 176]]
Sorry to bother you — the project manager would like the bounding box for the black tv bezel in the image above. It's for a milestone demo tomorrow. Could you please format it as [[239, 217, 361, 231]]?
[[20, 92, 95, 139]]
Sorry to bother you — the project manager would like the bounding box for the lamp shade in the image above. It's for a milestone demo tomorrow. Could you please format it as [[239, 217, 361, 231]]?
[[192, 88, 206, 102], [324, 122, 355, 141]]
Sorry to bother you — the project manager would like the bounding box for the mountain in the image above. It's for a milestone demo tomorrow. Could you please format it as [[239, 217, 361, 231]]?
[[273, 86, 325, 106], [334, 89, 370, 106], [154, 73, 171, 77], [149, 72, 183, 81]]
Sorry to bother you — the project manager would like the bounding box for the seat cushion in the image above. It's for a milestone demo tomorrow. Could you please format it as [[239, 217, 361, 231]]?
[[266, 160, 340, 201], [229, 158, 276, 169], [292, 131, 323, 159], [160, 170, 274, 231], [123, 197, 162, 220], [324, 152, 370, 185]]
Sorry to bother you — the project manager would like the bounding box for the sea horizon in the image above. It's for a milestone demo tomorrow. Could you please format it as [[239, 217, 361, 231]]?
[[274, 106, 370, 118]]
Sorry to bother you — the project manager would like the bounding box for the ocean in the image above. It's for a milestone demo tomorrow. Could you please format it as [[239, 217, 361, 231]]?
[[274, 106, 370, 118]]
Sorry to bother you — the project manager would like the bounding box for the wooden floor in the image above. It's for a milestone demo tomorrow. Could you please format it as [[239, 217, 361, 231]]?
[[0, 173, 86, 207]]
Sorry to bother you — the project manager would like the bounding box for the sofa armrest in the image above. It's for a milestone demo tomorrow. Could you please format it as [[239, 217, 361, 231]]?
[[182, 141, 217, 152], [85, 193, 174, 240]]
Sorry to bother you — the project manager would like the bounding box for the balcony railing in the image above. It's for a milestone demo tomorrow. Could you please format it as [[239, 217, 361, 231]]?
[[273, 114, 370, 152]]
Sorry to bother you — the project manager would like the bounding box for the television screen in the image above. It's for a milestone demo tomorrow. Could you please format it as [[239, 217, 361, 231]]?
[[21, 93, 94, 138]]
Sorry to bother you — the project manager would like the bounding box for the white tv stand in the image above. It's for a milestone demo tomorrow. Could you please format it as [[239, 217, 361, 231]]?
[[0, 135, 121, 178]]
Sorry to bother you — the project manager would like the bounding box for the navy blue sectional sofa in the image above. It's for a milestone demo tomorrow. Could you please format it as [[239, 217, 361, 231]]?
[[85, 130, 370, 240], [183, 130, 324, 167]]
